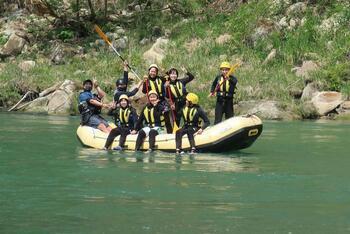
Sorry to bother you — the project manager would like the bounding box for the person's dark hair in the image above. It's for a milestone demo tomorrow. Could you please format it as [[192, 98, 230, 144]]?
[[168, 68, 178, 77], [83, 79, 93, 85]]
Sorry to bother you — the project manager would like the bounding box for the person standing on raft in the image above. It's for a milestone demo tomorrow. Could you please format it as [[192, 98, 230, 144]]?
[[165, 67, 194, 126], [78, 79, 112, 133], [113, 60, 142, 103], [142, 64, 173, 133], [103, 94, 138, 150], [209, 61, 238, 124], [175, 93, 210, 155]]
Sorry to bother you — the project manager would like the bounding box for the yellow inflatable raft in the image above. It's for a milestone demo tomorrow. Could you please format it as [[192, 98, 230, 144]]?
[[76, 115, 263, 152]]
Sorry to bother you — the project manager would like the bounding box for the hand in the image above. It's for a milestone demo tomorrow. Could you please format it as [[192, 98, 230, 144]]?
[[111, 102, 116, 109], [208, 92, 215, 97], [130, 130, 137, 135], [164, 75, 169, 81], [143, 75, 148, 80], [180, 66, 187, 73], [93, 79, 99, 88], [123, 60, 128, 70], [165, 80, 170, 87], [196, 128, 203, 135], [170, 104, 175, 110], [151, 99, 160, 106]]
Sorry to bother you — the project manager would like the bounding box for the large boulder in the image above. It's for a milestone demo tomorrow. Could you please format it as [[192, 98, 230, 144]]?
[[143, 37, 169, 64], [22, 80, 77, 114], [286, 2, 307, 16], [311, 91, 343, 116], [0, 33, 27, 57]]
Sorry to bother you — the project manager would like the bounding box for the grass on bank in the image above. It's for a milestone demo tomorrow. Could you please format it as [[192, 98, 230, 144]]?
[[0, 0, 349, 113]]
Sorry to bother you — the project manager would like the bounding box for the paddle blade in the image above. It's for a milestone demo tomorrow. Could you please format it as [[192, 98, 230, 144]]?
[[94, 24, 111, 45], [228, 62, 240, 76], [172, 122, 179, 134]]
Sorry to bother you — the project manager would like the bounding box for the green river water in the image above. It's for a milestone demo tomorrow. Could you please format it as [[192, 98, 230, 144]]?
[[0, 112, 349, 233]]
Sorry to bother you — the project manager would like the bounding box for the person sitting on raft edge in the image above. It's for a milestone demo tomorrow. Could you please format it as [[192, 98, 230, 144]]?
[[103, 94, 138, 151], [209, 61, 238, 124], [175, 92, 210, 155], [78, 79, 112, 133], [134, 90, 168, 152]]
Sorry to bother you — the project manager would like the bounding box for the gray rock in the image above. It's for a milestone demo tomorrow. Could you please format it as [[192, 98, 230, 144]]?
[[263, 49, 277, 64], [113, 37, 127, 50], [293, 60, 319, 78], [139, 38, 150, 45], [0, 33, 27, 57], [301, 82, 319, 101], [135, 5, 141, 12], [143, 37, 169, 64], [235, 100, 287, 120], [311, 91, 343, 116], [215, 34, 232, 45], [18, 60, 36, 72], [286, 2, 307, 16]]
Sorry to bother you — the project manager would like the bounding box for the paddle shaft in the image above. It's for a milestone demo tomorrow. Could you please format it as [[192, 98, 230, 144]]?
[[94, 25, 141, 81]]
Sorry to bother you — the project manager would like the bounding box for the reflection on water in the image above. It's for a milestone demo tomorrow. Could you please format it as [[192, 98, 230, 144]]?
[[77, 148, 258, 173]]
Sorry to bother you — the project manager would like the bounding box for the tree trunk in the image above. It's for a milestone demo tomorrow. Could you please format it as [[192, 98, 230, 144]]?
[[104, 0, 107, 19], [87, 0, 96, 20], [76, 0, 80, 21]]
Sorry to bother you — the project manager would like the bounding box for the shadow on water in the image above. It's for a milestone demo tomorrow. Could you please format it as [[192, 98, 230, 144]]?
[[76, 147, 259, 173]]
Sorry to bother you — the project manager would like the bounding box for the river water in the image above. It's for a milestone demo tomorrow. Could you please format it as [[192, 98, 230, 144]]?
[[0, 112, 349, 233]]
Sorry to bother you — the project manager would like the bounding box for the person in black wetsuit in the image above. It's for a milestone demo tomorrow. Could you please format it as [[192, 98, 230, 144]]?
[[209, 61, 238, 124], [103, 94, 138, 150], [164, 67, 194, 126], [134, 90, 168, 152], [142, 64, 172, 133], [175, 93, 210, 154]]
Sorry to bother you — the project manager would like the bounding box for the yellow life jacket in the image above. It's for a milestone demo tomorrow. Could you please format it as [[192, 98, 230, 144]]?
[[143, 106, 165, 127], [149, 79, 163, 97], [219, 76, 230, 93], [118, 108, 131, 125], [170, 81, 184, 98], [183, 106, 197, 125]]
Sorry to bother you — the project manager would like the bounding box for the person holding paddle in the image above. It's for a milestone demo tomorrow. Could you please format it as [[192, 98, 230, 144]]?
[[209, 61, 238, 124], [103, 94, 138, 150], [175, 93, 210, 155], [142, 64, 172, 133], [165, 67, 194, 127]]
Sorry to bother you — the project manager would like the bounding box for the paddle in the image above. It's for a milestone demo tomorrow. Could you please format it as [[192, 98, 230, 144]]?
[[209, 62, 241, 97], [94, 24, 141, 81]]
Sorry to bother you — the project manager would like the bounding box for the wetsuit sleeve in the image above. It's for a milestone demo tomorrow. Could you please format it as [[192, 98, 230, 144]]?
[[130, 108, 139, 130], [127, 88, 139, 97], [135, 107, 145, 130], [123, 71, 128, 84], [180, 72, 194, 85], [142, 80, 148, 94], [210, 76, 219, 93], [198, 107, 210, 130]]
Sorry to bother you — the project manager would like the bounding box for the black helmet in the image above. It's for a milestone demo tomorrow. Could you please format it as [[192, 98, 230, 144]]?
[[116, 79, 127, 86], [83, 79, 93, 85]]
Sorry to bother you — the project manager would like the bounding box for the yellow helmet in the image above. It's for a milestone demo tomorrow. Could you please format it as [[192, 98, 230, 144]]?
[[148, 90, 158, 97], [186, 93, 199, 105], [118, 94, 129, 102], [220, 61, 231, 69], [148, 64, 159, 70]]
